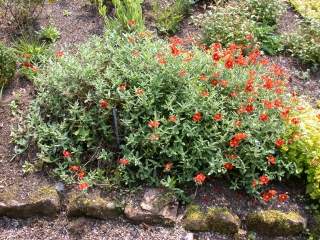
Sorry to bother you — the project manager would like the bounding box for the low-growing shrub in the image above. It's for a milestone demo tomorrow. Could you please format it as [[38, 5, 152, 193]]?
[[152, 0, 191, 34], [0, 42, 16, 88], [243, 0, 285, 26], [194, 4, 284, 55], [283, 100, 320, 206], [289, 0, 320, 21], [38, 25, 61, 43], [286, 20, 320, 67], [14, 30, 296, 198]]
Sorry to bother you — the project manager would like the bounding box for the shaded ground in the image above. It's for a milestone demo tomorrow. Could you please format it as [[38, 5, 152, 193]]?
[[0, 1, 319, 240]]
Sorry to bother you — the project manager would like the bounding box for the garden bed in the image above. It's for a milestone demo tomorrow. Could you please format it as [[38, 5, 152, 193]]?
[[0, 0, 320, 239]]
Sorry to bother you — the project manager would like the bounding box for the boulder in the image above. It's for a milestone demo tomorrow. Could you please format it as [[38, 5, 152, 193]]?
[[246, 210, 306, 236], [183, 204, 210, 232], [183, 204, 240, 234], [207, 207, 240, 234], [124, 188, 178, 226], [66, 192, 122, 219], [0, 185, 60, 218]]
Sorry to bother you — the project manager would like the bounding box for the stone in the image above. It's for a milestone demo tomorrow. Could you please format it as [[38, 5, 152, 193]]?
[[183, 205, 210, 232], [246, 210, 307, 236], [183, 204, 240, 234], [0, 185, 60, 218], [66, 191, 122, 219], [124, 203, 176, 226], [207, 207, 240, 234], [180, 232, 193, 240], [140, 187, 176, 214]]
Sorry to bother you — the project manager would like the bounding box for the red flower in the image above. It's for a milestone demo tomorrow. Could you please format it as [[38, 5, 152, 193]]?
[[168, 115, 177, 123], [236, 54, 247, 66], [246, 34, 253, 41], [164, 162, 173, 172], [262, 100, 273, 109], [22, 62, 33, 68], [262, 76, 274, 90], [199, 74, 207, 81], [252, 179, 257, 188], [224, 162, 234, 171], [275, 139, 285, 148], [99, 99, 108, 109], [200, 90, 209, 97], [262, 189, 277, 203], [69, 165, 80, 172], [118, 83, 127, 91], [169, 36, 183, 45], [212, 52, 220, 62], [259, 113, 269, 122], [234, 133, 247, 140], [259, 175, 270, 185], [211, 79, 219, 86], [118, 158, 129, 166], [78, 182, 89, 191], [135, 88, 144, 96], [213, 113, 222, 121], [267, 155, 276, 165], [148, 120, 160, 129], [235, 120, 241, 127], [229, 138, 240, 148], [170, 44, 181, 56], [128, 19, 136, 27], [63, 150, 71, 158], [55, 51, 64, 58], [280, 108, 290, 119], [192, 112, 202, 122], [291, 117, 300, 125], [278, 193, 289, 202], [179, 69, 187, 77], [225, 58, 234, 69], [230, 91, 237, 97], [77, 170, 86, 180], [194, 173, 206, 185], [245, 105, 254, 113], [274, 99, 283, 108], [220, 80, 228, 88]]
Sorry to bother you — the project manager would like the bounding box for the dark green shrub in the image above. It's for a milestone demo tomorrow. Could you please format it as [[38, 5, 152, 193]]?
[[0, 42, 16, 88]]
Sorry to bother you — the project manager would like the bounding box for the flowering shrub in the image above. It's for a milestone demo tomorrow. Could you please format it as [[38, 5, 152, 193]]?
[[14, 30, 296, 198], [0, 42, 16, 88], [282, 99, 320, 205], [193, 3, 284, 55]]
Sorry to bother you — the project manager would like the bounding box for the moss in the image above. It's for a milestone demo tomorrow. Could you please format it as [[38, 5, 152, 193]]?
[[29, 186, 58, 202], [207, 207, 240, 234], [246, 210, 306, 236], [183, 204, 210, 232]]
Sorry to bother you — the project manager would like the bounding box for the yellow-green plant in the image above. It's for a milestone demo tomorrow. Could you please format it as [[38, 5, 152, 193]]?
[[283, 99, 320, 205], [110, 0, 144, 30], [289, 0, 320, 21]]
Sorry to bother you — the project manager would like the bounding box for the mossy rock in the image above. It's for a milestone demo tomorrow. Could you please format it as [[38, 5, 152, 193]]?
[[183, 204, 210, 231], [246, 210, 306, 236], [183, 204, 240, 234], [0, 185, 60, 218], [66, 192, 122, 219], [207, 207, 240, 234]]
